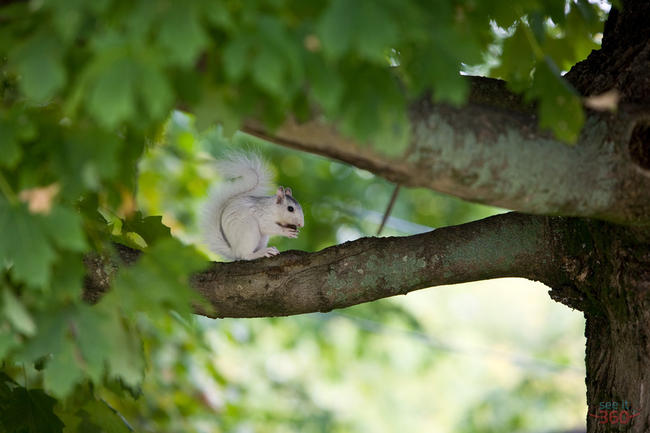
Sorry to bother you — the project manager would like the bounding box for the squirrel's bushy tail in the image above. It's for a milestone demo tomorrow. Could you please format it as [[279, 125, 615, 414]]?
[[214, 152, 273, 197], [200, 152, 273, 257]]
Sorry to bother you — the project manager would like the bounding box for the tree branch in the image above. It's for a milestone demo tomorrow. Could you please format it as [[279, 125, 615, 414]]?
[[84, 212, 591, 318], [243, 76, 650, 226]]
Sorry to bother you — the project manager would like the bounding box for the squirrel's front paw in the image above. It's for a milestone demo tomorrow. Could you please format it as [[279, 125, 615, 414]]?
[[282, 227, 299, 238], [263, 247, 280, 257]]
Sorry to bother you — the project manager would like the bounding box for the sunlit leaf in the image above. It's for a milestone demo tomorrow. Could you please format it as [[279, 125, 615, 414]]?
[[527, 58, 584, 143], [2, 289, 36, 336], [491, 23, 536, 92]]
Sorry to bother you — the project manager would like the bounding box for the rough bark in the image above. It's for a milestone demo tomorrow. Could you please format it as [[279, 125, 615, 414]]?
[[564, 0, 650, 104], [564, 2, 650, 431], [84, 212, 586, 318], [574, 224, 650, 433], [585, 315, 650, 433], [244, 79, 650, 226]]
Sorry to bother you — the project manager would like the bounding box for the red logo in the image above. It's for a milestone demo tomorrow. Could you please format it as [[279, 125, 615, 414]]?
[[588, 401, 641, 425]]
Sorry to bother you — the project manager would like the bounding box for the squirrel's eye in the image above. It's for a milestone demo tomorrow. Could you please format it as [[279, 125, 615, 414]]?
[[287, 206, 294, 212]]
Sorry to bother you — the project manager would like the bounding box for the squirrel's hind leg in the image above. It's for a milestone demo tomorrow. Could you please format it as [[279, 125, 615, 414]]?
[[243, 247, 279, 260], [239, 234, 276, 260]]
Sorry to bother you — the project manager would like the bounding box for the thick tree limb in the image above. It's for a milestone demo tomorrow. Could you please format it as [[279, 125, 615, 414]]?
[[84, 212, 592, 318], [565, 0, 650, 104], [244, 76, 650, 226]]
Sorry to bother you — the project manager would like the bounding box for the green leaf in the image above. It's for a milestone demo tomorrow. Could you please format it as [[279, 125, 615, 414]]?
[[16, 308, 68, 362], [542, 36, 579, 71], [539, 0, 567, 24], [0, 201, 87, 288], [123, 232, 148, 249], [0, 120, 21, 169], [0, 326, 20, 359], [80, 399, 132, 433], [0, 386, 64, 433], [51, 128, 122, 196], [305, 55, 343, 114], [86, 57, 136, 128], [10, 31, 66, 103], [137, 60, 174, 121], [318, 0, 356, 58], [193, 87, 242, 134], [2, 289, 36, 336], [55, 406, 82, 433], [355, 3, 398, 62], [157, 2, 207, 66], [204, 2, 234, 31], [17, 303, 144, 392], [338, 67, 408, 147], [43, 338, 83, 398], [528, 12, 546, 45], [0, 371, 17, 393], [102, 312, 144, 388], [42, 206, 88, 252], [50, 7, 82, 42], [253, 50, 285, 96], [49, 254, 86, 303], [528, 58, 584, 143], [0, 200, 56, 287], [431, 65, 468, 105], [73, 305, 113, 383], [111, 238, 207, 318], [320, 0, 398, 62], [222, 37, 250, 81], [488, 2, 521, 28], [112, 212, 174, 250], [491, 23, 536, 92], [565, 4, 601, 60], [123, 213, 172, 246], [372, 109, 410, 157]]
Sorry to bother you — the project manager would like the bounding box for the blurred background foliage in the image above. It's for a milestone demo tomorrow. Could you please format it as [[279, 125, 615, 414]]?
[[100, 114, 585, 433], [0, 0, 602, 431]]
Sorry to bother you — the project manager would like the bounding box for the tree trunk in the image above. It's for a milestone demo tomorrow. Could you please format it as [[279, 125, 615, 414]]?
[[585, 315, 650, 432], [572, 222, 650, 433], [565, 2, 650, 430]]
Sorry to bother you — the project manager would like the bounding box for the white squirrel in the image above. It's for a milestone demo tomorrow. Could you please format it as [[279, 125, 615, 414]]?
[[200, 152, 304, 260]]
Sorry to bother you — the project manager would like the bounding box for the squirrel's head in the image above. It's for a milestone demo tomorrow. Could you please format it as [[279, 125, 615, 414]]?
[[274, 186, 304, 235]]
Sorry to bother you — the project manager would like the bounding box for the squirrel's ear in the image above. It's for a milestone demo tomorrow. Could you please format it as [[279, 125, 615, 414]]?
[[284, 187, 292, 196], [276, 187, 285, 204]]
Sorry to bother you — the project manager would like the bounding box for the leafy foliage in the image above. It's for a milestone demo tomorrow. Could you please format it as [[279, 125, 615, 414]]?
[[0, 0, 604, 431], [0, 373, 64, 433]]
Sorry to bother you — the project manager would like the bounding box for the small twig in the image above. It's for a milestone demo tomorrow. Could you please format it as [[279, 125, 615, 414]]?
[[377, 184, 401, 235], [101, 398, 135, 432]]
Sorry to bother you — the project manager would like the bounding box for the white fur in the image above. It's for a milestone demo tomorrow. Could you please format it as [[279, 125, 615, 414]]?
[[200, 152, 304, 260]]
